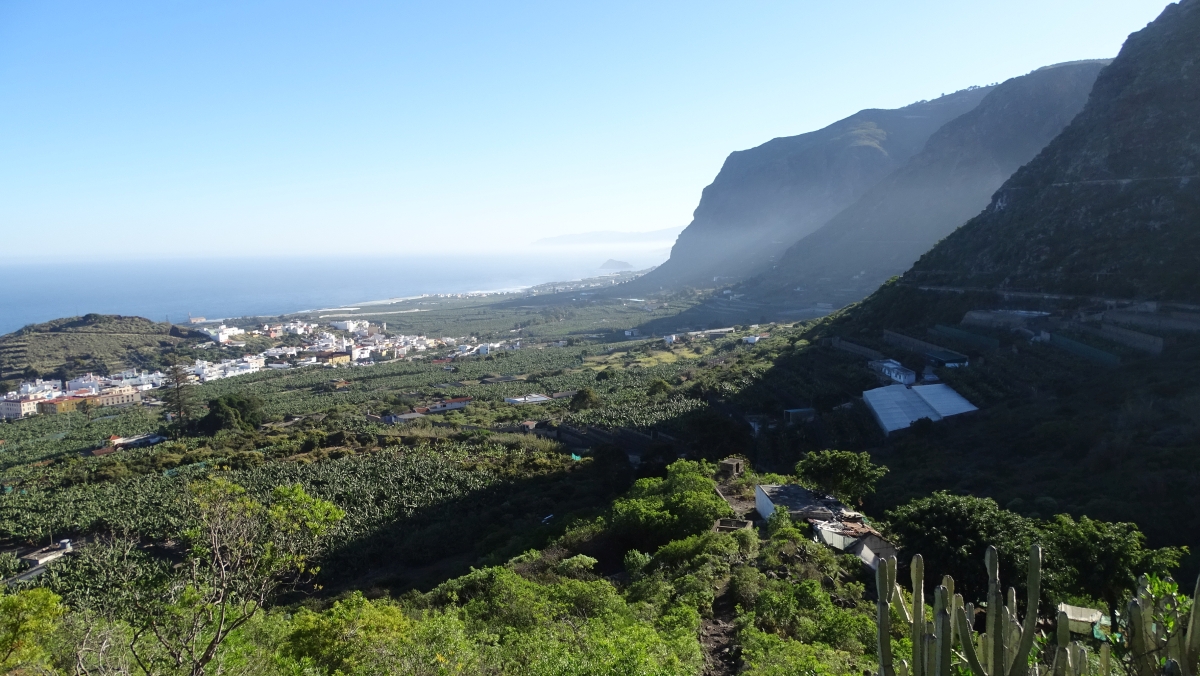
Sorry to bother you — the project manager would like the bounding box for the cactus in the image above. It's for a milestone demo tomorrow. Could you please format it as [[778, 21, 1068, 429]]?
[[877, 545, 1044, 676], [876, 544, 1199, 676], [878, 555, 898, 676], [952, 545, 1043, 676], [1123, 574, 1200, 676]]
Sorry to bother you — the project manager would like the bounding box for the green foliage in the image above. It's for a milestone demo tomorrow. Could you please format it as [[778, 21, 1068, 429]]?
[[0, 587, 65, 672], [0, 552, 21, 579], [887, 492, 1037, 600], [766, 505, 794, 538], [795, 449, 888, 505], [286, 591, 412, 674], [740, 626, 871, 676], [566, 396, 707, 430], [197, 392, 265, 434], [569, 387, 600, 411], [1046, 513, 1187, 626], [121, 479, 345, 675], [610, 460, 733, 550], [648, 379, 674, 396]]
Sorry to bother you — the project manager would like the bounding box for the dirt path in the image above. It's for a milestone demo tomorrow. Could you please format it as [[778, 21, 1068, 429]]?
[[701, 581, 741, 675], [700, 480, 761, 674]]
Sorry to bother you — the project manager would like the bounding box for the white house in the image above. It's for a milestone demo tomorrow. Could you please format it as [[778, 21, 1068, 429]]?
[[67, 374, 105, 395], [199, 324, 246, 343], [0, 397, 40, 419], [755, 484, 897, 569], [330, 320, 366, 332]]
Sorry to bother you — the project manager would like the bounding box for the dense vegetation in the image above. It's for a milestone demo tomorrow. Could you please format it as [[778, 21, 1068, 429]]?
[[1, 276, 1197, 674]]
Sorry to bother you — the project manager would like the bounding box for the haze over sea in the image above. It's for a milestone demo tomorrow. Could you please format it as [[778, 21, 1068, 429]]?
[[0, 254, 655, 335]]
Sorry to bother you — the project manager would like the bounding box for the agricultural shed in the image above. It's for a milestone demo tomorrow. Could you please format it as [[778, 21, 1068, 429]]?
[[862, 384, 977, 434]]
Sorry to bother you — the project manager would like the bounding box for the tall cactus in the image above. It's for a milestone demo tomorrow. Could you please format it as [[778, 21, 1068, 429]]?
[[877, 548, 1038, 676], [954, 545, 1042, 676], [878, 555, 898, 676]]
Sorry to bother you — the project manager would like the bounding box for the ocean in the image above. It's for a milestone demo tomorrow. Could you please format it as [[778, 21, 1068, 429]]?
[[0, 254, 651, 334]]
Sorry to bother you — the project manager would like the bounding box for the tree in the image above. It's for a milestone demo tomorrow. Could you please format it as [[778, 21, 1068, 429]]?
[[647, 379, 674, 397], [569, 387, 601, 411], [795, 450, 888, 505], [0, 587, 65, 672], [126, 479, 344, 676], [286, 592, 412, 674], [887, 492, 1037, 601], [197, 393, 265, 434], [1044, 514, 1186, 630], [161, 359, 197, 428]]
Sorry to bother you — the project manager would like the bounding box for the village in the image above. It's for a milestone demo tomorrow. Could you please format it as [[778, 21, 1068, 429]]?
[[0, 318, 528, 421]]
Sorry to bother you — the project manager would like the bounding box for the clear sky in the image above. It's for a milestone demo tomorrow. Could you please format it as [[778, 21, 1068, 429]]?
[[0, 0, 1172, 261]]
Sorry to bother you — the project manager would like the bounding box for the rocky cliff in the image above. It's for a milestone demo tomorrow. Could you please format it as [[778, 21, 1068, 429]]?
[[746, 60, 1108, 306], [626, 87, 994, 292]]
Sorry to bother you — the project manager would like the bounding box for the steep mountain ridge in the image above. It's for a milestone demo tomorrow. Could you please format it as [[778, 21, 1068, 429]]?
[[624, 87, 994, 292], [902, 0, 1200, 300], [745, 60, 1108, 306]]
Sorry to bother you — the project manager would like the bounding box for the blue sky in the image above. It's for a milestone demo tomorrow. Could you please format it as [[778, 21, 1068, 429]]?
[[0, 0, 1171, 260]]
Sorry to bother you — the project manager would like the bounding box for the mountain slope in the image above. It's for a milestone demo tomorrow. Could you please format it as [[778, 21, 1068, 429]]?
[[746, 60, 1108, 306], [625, 87, 994, 292], [904, 0, 1200, 300]]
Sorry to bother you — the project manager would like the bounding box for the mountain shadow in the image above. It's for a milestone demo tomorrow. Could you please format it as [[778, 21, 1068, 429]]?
[[623, 87, 994, 293], [746, 59, 1109, 307]]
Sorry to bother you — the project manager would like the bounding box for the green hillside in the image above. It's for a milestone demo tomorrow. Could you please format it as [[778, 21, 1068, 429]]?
[[0, 314, 183, 386]]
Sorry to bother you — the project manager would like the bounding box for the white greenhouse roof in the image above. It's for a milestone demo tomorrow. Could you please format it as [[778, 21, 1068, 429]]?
[[862, 384, 977, 434]]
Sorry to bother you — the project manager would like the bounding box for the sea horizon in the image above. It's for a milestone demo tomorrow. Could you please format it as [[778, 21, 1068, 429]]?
[[0, 253, 662, 335]]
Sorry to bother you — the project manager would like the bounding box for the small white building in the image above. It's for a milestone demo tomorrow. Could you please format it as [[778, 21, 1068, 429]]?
[[756, 484, 897, 569], [18, 379, 62, 397], [505, 394, 552, 405], [67, 374, 105, 395], [756, 484, 838, 521], [200, 324, 246, 344], [330, 320, 366, 332], [868, 359, 916, 386], [282, 321, 315, 335]]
